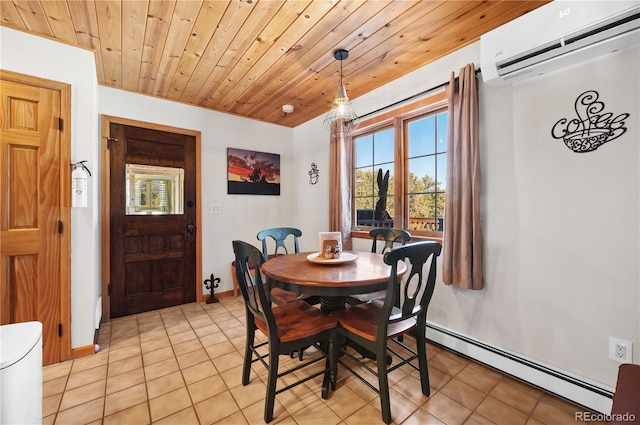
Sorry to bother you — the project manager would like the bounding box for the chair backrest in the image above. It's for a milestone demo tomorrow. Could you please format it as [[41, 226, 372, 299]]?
[[232, 240, 277, 336], [370, 228, 411, 254], [257, 227, 302, 257], [380, 241, 442, 339]]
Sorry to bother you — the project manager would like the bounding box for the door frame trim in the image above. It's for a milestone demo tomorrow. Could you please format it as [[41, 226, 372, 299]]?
[[100, 115, 202, 322], [1, 69, 72, 361]]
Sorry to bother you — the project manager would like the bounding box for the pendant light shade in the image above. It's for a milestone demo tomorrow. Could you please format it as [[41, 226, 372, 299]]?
[[323, 49, 359, 136]]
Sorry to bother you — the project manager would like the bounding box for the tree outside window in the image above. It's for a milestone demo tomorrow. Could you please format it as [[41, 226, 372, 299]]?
[[407, 111, 447, 232]]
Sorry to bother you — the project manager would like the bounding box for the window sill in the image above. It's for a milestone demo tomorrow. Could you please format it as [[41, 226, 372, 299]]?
[[351, 230, 443, 245]]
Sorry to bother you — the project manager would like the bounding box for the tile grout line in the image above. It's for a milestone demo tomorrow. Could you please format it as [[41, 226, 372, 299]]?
[[45, 299, 603, 425]]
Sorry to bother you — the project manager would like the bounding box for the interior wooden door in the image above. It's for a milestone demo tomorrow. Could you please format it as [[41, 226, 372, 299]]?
[[0, 75, 70, 365], [109, 123, 196, 318]]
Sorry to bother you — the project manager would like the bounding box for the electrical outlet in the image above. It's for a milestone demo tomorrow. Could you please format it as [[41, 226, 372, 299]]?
[[210, 204, 221, 214], [609, 337, 633, 363]]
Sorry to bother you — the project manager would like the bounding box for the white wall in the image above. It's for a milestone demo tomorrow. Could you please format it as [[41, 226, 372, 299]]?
[[1, 26, 296, 351], [294, 42, 640, 390], [98, 88, 296, 298], [1, 27, 100, 349], [458, 45, 638, 389]]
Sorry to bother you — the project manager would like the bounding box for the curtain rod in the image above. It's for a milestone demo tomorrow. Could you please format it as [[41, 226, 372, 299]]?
[[355, 67, 481, 121]]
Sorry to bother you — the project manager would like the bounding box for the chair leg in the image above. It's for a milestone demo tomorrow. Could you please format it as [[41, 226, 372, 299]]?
[[289, 347, 305, 360], [322, 347, 331, 399], [415, 326, 431, 396], [329, 332, 337, 391], [242, 327, 255, 386], [320, 334, 337, 399], [264, 350, 279, 423], [377, 345, 392, 424]]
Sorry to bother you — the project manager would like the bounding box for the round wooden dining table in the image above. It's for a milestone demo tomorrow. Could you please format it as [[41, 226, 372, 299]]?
[[261, 250, 407, 397], [260, 251, 407, 312]]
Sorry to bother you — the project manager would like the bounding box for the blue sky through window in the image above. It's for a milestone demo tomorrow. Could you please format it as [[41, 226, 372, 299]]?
[[355, 111, 447, 185]]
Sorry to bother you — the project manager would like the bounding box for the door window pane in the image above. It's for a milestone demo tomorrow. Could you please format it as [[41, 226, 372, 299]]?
[[126, 164, 184, 215]]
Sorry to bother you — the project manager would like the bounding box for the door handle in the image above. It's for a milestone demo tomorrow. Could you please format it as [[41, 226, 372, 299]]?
[[186, 223, 195, 236]]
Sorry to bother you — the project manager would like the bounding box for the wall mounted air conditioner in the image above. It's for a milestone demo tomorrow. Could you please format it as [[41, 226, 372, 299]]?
[[481, 1, 640, 86]]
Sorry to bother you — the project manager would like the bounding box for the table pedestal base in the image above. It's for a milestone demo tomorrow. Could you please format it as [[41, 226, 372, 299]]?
[[320, 296, 347, 313]]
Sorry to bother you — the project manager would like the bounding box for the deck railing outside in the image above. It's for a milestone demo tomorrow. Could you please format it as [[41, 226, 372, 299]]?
[[356, 210, 444, 232], [408, 217, 444, 232]]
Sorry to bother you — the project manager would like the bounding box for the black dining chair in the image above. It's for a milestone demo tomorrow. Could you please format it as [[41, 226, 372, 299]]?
[[232, 240, 337, 423], [330, 241, 442, 424], [348, 228, 411, 304], [257, 227, 306, 305], [258, 227, 321, 360]]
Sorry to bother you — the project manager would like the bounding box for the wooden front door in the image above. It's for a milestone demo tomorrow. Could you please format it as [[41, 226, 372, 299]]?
[[0, 73, 71, 365], [109, 124, 196, 318]]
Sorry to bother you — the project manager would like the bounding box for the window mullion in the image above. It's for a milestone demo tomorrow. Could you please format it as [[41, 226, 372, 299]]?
[[393, 116, 404, 230]]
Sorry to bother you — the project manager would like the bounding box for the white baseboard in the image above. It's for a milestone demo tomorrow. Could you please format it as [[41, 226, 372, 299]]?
[[426, 322, 614, 415]]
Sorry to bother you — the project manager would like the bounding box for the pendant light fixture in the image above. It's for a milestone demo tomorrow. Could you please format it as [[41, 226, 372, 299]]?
[[323, 49, 359, 136]]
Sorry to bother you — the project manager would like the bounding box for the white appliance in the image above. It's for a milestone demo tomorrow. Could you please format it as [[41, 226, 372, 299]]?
[[0, 322, 43, 425], [481, 1, 640, 86]]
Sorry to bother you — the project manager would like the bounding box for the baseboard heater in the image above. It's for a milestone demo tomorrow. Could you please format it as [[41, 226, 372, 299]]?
[[426, 323, 614, 415]]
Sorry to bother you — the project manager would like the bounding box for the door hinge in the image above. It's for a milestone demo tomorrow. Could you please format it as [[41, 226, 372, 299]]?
[[107, 137, 118, 150], [58, 117, 64, 131], [58, 323, 62, 337], [58, 221, 63, 233]]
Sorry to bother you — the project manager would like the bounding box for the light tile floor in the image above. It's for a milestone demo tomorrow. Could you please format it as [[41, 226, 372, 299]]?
[[43, 298, 606, 425]]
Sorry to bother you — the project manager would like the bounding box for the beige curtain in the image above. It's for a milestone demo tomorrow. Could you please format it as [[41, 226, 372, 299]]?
[[328, 132, 353, 250], [443, 63, 484, 290]]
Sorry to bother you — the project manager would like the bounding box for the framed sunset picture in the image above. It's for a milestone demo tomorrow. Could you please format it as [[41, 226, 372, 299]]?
[[227, 148, 281, 195]]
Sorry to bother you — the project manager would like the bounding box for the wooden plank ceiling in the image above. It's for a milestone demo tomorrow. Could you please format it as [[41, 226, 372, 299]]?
[[1, 0, 550, 127]]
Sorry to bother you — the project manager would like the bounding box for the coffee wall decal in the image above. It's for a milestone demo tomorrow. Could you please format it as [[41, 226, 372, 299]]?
[[308, 162, 319, 185], [551, 90, 629, 153]]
